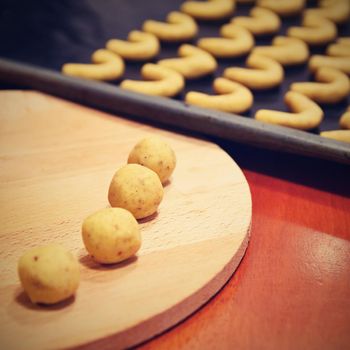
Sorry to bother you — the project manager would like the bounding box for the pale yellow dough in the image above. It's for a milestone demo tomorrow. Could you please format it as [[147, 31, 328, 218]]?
[[198, 24, 254, 58], [18, 244, 80, 305], [108, 164, 164, 219], [255, 91, 324, 130], [340, 107, 350, 129], [287, 13, 337, 46], [185, 77, 253, 113], [120, 63, 185, 97], [158, 44, 217, 79], [62, 49, 125, 81], [309, 55, 350, 75], [338, 38, 350, 46], [252, 36, 309, 66], [305, 0, 350, 24], [128, 136, 176, 184], [320, 130, 350, 143], [180, 0, 235, 20], [224, 53, 284, 90], [290, 67, 350, 104], [142, 11, 198, 42], [82, 208, 141, 264], [257, 0, 305, 16], [106, 31, 160, 61], [231, 7, 281, 36], [327, 38, 350, 57]]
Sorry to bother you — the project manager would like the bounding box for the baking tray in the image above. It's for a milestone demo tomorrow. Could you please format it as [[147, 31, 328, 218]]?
[[0, 0, 349, 164]]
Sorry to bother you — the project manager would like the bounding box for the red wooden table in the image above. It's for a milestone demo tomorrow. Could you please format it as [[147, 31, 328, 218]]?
[[139, 144, 350, 350]]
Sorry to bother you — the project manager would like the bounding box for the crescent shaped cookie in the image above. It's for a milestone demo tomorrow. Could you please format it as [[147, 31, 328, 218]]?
[[198, 24, 254, 58], [305, 0, 350, 24], [120, 63, 184, 97], [255, 91, 324, 130], [62, 49, 125, 81], [142, 11, 198, 42], [326, 38, 350, 57], [106, 31, 160, 61], [252, 36, 309, 66], [290, 67, 350, 104], [231, 7, 281, 36], [185, 77, 253, 113], [158, 44, 217, 79], [287, 13, 337, 45], [309, 55, 350, 75], [180, 0, 235, 20], [224, 53, 284, 89], [257, 0, 305, 16]]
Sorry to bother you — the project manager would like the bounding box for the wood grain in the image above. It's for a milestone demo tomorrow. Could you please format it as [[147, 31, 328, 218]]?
[[138, 149, 350, 350], [0, 91, 251, 349]]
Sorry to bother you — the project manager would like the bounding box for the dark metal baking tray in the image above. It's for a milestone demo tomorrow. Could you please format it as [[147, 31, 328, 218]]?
[[0, 0, 349, 164]]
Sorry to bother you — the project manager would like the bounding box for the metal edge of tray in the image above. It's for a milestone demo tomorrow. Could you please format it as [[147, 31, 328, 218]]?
[[0, 57, 349, 165]]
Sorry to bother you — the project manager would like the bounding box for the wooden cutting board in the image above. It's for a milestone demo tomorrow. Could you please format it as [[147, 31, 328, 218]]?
[[0, 91, 252, 350]]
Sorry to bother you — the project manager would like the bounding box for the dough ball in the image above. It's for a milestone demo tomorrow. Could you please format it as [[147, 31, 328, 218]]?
[[108, 164, 164, 219], [17, 244, 80, 305], [82, 207, 141, 264], [127, 136, 176, 184]]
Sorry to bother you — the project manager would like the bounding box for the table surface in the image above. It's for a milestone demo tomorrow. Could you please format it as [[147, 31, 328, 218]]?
[[1, 90, 349, 349], [136, 140, 350, 350]]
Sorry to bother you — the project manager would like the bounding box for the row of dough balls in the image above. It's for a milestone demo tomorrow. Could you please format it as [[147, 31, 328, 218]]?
[[18, 136, 176, 305], [84, 136, 176, 264]]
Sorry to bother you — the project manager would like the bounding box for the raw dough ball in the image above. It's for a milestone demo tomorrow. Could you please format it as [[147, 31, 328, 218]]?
[[108, 164, 164, 219], [82, 207, 141, 264], [128, 136, 176, 184], [17, 244, 80, 305]]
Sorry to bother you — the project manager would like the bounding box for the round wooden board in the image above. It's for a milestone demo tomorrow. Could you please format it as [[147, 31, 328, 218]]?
[[0, 91, 252, 350]]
